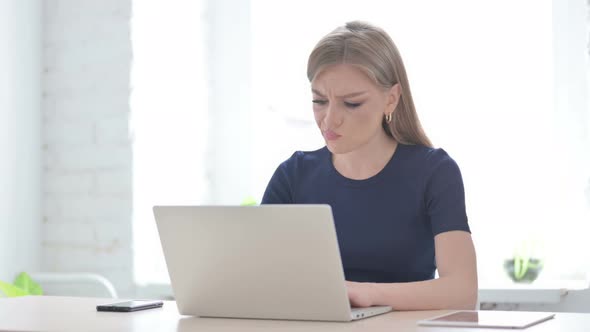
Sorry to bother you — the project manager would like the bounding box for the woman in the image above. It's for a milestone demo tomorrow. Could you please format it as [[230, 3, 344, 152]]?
[[262, 21, 477, 310]]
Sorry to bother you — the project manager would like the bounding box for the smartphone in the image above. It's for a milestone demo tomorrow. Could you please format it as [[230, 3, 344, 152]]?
[[96, 300, 164, 312]]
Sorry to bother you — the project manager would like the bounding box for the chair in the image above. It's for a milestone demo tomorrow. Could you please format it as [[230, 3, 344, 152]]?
[[29, 272, 118, 298]]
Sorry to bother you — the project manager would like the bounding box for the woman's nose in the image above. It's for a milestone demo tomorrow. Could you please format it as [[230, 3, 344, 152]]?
[[323, 103, 342, 128]]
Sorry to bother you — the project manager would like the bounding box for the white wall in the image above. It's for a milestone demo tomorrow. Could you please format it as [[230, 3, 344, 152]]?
[[0, 0, 42, 282], [42, 0, 134, 296], [40, 0, 251, 297]]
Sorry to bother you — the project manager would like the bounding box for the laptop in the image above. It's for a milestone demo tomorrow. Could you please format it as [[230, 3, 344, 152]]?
[[153, 204, 392, 321]]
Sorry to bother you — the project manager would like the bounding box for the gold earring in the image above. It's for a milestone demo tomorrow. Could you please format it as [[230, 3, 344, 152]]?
[[385, 113, 393, 124]]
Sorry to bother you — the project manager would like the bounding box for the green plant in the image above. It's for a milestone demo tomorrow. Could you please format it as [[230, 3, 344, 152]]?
[[0, 272, 43, 297], [503, 240, 544, 283], [504, 257, 543, 282], [241, 196, 258, 206]]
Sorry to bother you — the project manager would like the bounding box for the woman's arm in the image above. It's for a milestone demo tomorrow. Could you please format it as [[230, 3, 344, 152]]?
[[346, 230, 478, 310]]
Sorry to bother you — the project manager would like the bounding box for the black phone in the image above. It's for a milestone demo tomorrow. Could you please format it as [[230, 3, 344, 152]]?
[[96, 300, 164, 312]]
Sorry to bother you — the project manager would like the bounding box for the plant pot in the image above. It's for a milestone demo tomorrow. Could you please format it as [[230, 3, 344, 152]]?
[[503, 258, 543, 283]]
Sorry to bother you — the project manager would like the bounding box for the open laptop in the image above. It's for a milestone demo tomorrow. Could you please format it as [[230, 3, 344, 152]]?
[[153, 204, 392, 321]]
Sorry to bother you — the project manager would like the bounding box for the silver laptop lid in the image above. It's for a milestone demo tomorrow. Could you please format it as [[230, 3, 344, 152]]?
[[153, 205, 354, 321]]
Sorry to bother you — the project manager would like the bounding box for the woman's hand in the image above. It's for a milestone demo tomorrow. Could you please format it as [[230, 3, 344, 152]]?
[[345, 281, 376, 308]]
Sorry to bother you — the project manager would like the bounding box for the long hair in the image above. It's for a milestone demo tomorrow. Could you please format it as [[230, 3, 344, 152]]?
[[307, 21, 432, 147]]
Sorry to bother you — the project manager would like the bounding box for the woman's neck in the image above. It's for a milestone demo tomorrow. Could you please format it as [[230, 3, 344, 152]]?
[[332, 131, 398, 180]]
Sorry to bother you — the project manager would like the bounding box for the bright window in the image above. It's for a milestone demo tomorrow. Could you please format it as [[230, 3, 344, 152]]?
[[131, 0, 208, 285], [132, 0, 590, 287], [251, 0, 590, 286]]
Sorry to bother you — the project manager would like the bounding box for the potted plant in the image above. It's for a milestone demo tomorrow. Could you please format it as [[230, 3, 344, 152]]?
[[503, 240, 544, 283], [504, 256, 543, 283], [241, 196, 258, 206], [0, 272, 43, 297]]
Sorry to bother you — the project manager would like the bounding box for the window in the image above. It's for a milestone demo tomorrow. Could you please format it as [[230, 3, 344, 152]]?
[[250, 0, 590, 286], [131, 0, 208, 285], [132, 0, 590, 288]]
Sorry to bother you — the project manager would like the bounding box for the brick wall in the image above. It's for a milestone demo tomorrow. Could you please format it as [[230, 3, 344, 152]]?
[[587, 0, 590, 209], [0, 0, 42, 282], [42, 0, 134, 296]]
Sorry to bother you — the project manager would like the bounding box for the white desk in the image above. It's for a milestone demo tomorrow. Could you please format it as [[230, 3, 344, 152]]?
[[1, 296, 588, 332]]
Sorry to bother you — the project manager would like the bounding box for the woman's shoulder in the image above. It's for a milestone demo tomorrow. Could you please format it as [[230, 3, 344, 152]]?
[[399, 143, 459, 173], [282, 146, 329, 166], [276, 146, 329, 175]]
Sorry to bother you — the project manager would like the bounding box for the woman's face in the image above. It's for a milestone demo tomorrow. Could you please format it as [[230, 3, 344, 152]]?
[[311, 64, 398, 154]]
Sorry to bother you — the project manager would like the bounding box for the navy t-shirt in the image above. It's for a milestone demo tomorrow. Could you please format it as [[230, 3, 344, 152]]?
[[261, 143, 470, 283]]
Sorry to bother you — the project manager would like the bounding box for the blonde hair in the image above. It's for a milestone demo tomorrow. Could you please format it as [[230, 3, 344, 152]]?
[[307, 21, 432, 147]]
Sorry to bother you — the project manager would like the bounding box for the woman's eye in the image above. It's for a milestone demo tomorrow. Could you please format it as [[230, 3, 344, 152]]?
[[344, 102, 362, 108], [312, 100, 327, 105]]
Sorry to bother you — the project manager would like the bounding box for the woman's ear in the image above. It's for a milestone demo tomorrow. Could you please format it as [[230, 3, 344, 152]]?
[[386, 83, 402, 114]]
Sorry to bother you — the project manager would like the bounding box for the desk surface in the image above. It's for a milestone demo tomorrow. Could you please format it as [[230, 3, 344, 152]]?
[[0, 296, 587, 332]]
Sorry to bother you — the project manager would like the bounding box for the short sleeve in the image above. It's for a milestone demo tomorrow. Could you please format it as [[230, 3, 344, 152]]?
[[261, 156, 296, 204], [424, 151, 470, 236]]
